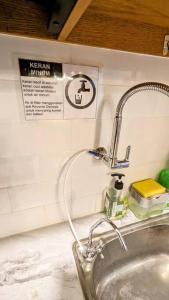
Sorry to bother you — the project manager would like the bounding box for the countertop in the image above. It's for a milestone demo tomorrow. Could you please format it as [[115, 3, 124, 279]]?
[[0, 211, 138, 300]]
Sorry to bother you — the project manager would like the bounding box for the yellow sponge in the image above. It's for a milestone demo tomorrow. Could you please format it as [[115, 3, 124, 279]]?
[[132, 178, 166, 198]]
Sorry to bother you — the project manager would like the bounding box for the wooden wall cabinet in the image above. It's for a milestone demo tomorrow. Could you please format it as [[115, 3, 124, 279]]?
[[0, 0, 169, 57]]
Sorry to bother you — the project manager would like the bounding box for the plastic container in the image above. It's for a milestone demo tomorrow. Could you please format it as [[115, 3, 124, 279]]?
[[129, 187, 168, 220]]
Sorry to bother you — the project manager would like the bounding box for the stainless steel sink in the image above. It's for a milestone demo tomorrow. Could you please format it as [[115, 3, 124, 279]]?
[[73, 213, 169, 300]]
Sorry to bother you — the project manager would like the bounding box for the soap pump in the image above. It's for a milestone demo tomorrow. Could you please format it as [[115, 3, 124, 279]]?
[[104, 173, 127, 219]]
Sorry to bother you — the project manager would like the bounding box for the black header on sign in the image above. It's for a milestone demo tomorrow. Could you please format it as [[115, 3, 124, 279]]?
[[18, 58, 63, 78]]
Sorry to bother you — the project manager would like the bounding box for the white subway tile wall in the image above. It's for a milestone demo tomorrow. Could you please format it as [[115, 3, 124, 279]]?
[[0, 34, 169, 237]]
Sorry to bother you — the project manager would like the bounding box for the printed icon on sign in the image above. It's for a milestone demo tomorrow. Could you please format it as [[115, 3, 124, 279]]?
[[65, 74, 96, 109], [78, 80, 90, 93], [75, 93, 82, 104], [75, 80, 91, 104]]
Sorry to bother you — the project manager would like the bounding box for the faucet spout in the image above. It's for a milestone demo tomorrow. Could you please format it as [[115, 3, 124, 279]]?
[[88, 218, 127, 252], [80, 218, 127, 262]]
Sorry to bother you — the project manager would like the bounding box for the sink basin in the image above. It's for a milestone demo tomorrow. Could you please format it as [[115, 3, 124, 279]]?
[[73, 213, 169, 300]]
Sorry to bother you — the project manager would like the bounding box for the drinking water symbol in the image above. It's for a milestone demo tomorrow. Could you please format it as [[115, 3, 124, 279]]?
[[75, 80, 90, 104], [65, 74, 96, 109]]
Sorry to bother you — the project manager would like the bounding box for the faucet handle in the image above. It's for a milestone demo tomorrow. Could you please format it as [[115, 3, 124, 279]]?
[[125, 145, 131, 161], [114, 145, 131, 168]]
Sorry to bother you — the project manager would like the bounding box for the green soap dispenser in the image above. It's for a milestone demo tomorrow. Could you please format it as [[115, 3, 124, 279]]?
[[104, 173, 128, 220], [159, 169, 169, 190], [158, 169, 169, 210]]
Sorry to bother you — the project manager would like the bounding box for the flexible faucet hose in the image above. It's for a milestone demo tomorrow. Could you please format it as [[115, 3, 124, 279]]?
[[62, 149, 89, 249]]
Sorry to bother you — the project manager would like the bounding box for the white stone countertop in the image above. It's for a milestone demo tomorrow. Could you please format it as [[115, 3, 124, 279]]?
[[0, 211, 138, 300]]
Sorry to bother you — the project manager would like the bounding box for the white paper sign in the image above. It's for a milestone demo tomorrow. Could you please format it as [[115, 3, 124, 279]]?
[[19, 59, 64, 120], [19, 59, 99, 120]]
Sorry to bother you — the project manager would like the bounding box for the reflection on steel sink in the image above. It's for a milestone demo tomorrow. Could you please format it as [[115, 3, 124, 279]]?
[[73, 213, 169, 300]]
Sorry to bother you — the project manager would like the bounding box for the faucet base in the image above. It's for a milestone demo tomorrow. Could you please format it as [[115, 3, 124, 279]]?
[[88, 147, 130, 169]]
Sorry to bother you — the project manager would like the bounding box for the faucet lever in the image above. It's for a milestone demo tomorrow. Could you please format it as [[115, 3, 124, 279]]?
[[125, 145, 131, 161], [114, 145, 131, 168]]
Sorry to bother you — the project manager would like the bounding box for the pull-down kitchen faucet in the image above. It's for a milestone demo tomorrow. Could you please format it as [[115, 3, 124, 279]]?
[[90, 82, 169, 169]]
